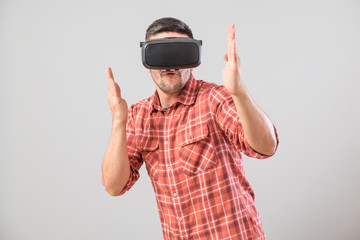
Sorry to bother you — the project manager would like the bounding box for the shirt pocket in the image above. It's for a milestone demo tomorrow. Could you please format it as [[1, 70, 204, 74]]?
[[137, 135, 159, 181], [177, 123, 218, 176]]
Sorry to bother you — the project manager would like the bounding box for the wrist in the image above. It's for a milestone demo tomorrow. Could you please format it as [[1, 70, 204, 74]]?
[[112, 118, 127, 129], [230, 87, 249, 100]]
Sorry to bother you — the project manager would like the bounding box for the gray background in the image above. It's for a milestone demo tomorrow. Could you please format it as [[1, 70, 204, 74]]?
[[1, 0, 359, 239]]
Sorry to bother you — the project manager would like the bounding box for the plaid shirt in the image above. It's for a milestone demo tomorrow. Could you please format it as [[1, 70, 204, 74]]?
[[120, 75, 278, 239]]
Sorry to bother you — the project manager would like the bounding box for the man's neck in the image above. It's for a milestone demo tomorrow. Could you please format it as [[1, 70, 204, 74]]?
[[157, 89, 182, 109]]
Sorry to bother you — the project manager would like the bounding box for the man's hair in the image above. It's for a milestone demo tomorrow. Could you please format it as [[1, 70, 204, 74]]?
[[145, 17, 193, 40]]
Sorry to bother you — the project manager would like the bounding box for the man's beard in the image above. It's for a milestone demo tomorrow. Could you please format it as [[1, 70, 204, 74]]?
[[152, 69, 191, 94]]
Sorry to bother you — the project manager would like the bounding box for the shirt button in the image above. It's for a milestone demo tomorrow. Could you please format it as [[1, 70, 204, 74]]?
[[166, 116, 171, 120], [173, 193, 178, 197], [177, 217, 183, 222], [164, 141, 168, 145], [167, 167, 172, 171]]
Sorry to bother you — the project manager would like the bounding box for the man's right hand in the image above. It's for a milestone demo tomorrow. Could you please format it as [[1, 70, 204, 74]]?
[[103, 67, 131, 196], [106, 67, 128, 124]]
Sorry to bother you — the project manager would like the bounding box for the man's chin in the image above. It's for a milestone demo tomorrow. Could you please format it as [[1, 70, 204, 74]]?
[[158, 83, 184, 94]]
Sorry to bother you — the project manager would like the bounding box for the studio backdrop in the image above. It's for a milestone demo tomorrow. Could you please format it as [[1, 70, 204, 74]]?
[[1, 0, 359, 239]]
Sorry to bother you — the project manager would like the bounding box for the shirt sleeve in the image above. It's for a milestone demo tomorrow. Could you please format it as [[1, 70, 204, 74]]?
[[118, 104, 144, 195], [210, 85, 279, 159]]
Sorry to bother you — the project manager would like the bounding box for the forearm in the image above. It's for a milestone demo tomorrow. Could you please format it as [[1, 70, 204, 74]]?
[[101, 121, 130, 196], [231, 91, 277, 156]]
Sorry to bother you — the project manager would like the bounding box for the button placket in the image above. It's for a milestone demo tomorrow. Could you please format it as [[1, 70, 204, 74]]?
[[163, 111, 186, 230]]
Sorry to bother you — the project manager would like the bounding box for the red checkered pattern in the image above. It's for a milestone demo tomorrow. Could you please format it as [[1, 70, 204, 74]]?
[[121, 75, 278, 239]]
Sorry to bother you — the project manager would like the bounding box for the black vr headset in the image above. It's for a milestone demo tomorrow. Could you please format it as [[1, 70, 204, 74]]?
[[140, 37, 202, 69]]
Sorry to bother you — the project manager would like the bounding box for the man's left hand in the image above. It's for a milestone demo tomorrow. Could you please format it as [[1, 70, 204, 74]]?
[[222, 23, 246, 96]]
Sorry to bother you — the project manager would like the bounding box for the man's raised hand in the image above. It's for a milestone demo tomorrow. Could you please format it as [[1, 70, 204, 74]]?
[[222, 23, 246, 96], [106, 67, 128, 124]]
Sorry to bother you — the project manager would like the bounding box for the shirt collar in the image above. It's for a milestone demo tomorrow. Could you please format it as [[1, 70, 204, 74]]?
[[149, 74, 198, 113]]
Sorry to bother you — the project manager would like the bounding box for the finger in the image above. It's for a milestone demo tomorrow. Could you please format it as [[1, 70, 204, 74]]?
[[231, 23, 235, 40], [107, 66, 114, 91], [227, 24, 235, 46], [223, 53, 228, 62], [227, 24, 232, 52], [106, 67, 118, 88], [114, 81, 122, 98], [227, 24, 236, 59], [230, 39, 237, 63], [228, 24, 238, 63], [106, 69, 122, 99], [106, 66, 114, 81]]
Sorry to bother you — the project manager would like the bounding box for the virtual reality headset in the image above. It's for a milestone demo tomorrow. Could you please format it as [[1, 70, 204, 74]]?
[[140, 37, 202, 69]]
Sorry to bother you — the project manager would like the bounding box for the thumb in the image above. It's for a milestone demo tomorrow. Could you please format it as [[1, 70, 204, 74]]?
[[114, 82, 122, 97], [223, 53, 228, 62], [106, 66, 114, 81]]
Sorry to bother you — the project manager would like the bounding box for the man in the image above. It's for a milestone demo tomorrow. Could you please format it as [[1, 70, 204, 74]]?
[[102, 17, 278, 239]]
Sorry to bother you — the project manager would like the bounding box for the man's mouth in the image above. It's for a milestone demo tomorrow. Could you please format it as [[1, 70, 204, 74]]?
[[161, 69, 180, 76]]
